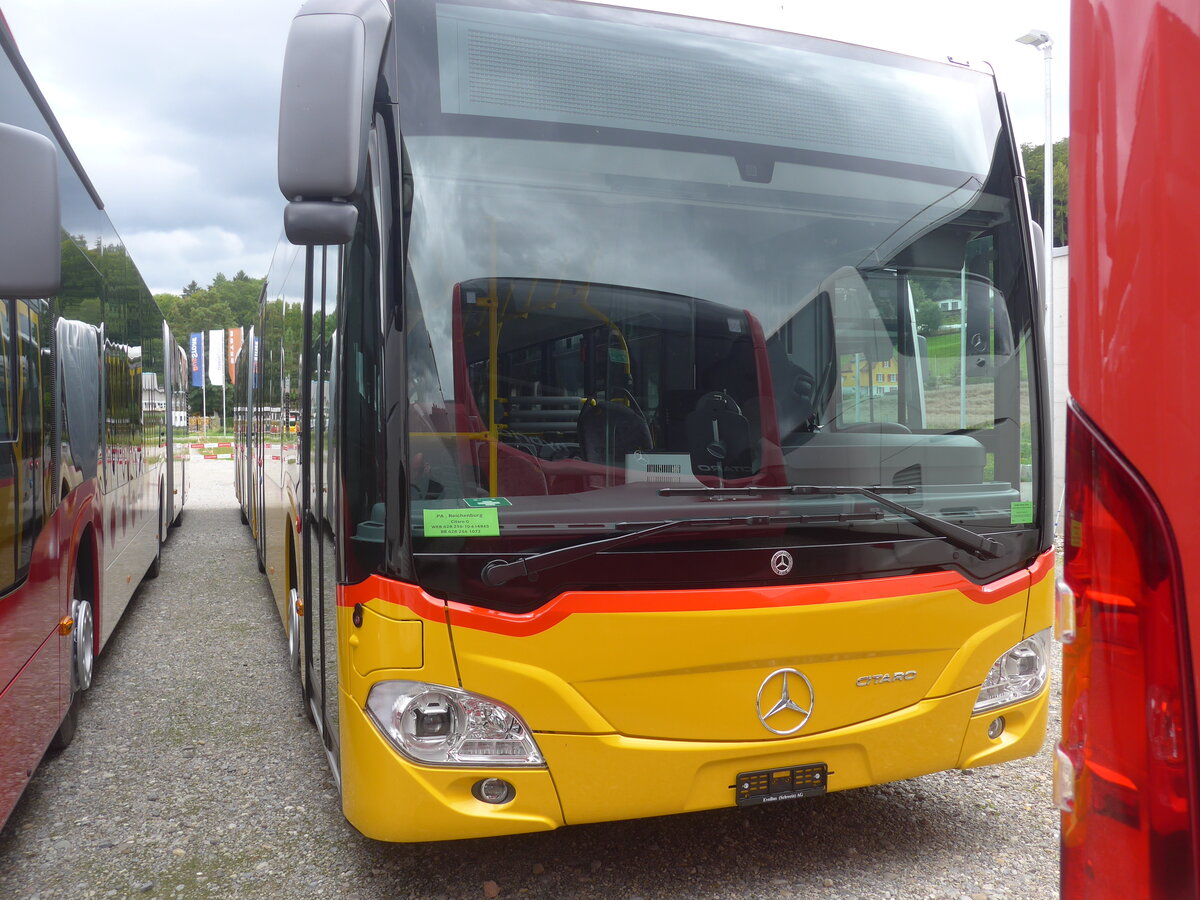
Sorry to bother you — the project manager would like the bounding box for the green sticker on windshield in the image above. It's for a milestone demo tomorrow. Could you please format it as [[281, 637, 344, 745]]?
[[608, 347, 629, 365], [423, 508, 500, 537], [1010, 501, 1034, 525], [463, 497, 512, 508]]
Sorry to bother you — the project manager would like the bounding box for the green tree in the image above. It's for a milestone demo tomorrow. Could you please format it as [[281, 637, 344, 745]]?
[[915, 299, 944, 336], [153, 270, 266, 429], [1021, 137, 1069, 247], [157, 271, 265, 343]]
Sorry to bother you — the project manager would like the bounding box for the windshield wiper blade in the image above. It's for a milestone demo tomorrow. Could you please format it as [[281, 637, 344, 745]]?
[[480, 510, 884, 587], [658, 484, 1004, 560]]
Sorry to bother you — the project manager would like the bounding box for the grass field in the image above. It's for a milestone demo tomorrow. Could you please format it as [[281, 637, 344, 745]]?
[[925, 330, 966, 378]]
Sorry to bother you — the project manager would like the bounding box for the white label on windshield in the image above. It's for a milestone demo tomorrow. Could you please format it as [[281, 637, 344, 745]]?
[[625, 452, 700, 486]]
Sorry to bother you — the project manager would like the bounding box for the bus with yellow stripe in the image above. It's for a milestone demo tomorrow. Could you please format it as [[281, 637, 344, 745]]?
[[239, 0, 1053, 841]]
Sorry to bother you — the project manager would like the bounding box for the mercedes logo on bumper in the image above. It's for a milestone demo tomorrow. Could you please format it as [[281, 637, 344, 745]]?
[[756, 668, 815, 735]]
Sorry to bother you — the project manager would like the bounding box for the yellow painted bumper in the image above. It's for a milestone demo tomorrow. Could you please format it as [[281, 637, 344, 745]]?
[[339, 690, 565, 843], [338, 681, 1048, 842]]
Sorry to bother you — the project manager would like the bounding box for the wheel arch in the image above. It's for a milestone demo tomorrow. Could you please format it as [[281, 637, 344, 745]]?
[[71, 523, 99, 657]]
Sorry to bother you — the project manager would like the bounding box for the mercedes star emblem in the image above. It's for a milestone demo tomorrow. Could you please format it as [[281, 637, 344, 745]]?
[[756, 667, 815, 735], [771, 549, 794, 576]]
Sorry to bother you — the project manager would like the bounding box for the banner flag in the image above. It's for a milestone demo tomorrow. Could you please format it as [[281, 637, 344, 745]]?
[[190, 332, 204, 387], [208, 329, 225, 386], [226, 328, 243, 385]]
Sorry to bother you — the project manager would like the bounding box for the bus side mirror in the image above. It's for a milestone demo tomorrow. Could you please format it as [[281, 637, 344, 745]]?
[[277, 2, 390, 245], [0, 123, 60, 298]]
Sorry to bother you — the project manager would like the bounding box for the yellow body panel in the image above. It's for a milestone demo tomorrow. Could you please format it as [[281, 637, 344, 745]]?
[[336, 557, 1054, 841], [451, 580, 1031, 741], [544, 687, 1048, 826], [349, 603, 424, 675], [339, 600, 458, 706], [1025, 563, 1055, 636]]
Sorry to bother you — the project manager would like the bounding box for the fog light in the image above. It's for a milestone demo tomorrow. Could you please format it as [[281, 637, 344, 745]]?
[[473, 778, 515, 805], [987, 716, 1005, 740]]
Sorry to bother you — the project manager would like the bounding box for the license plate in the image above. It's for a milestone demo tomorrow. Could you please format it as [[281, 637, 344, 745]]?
[[734, 763, 828, 806]]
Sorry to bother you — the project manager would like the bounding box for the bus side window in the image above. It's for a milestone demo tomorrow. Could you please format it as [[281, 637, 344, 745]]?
[[16, 300, 42, 573], [0, 300, 16, 592], [0, 300, 14, 442]]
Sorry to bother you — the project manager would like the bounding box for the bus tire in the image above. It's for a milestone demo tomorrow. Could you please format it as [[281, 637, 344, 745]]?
[[288, 586, 301, 671], [146, 492, 163, 579], [147, 541, 161, 579], [52, 571, 95, 750], [51, 693, 80, 750]]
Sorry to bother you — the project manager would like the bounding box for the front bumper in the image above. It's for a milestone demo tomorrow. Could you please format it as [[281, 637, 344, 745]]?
[[339, 681, 1048, 842]]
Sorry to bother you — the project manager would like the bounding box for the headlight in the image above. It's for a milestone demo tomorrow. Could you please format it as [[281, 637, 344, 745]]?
[[973, 629, 1051, 713], [365, 681, 544, 767]]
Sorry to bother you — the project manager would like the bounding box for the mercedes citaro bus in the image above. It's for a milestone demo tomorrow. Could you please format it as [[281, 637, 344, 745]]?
[[0, 15, 188, 830], [1059, 0, 1200, 894], [237, 0, 1053, 841]]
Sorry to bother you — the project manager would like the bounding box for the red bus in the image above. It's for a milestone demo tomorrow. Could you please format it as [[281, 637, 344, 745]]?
[[0, 17, 188, 829], [1059, 0, 1200, 894]]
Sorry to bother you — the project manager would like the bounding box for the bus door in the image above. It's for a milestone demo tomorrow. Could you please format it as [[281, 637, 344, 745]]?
[[240, 328, 255, 526], [299, 243, 341, 772], [161, 322, 175, 526], [252, 331, 266, 567]]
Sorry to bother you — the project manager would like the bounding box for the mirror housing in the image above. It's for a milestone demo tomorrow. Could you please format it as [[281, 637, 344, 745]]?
[[284, 201, 358, 246], [888, 228, 969, 271], [278, 0, 390, 245], [0, 123, 61, 298]]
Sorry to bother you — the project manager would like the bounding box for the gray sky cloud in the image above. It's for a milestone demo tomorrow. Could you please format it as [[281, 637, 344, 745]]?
[[2, 0, 1068, 296]]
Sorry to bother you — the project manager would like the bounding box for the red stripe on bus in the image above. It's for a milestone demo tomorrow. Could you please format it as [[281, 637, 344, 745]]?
[[341, 551, 1050, 638]]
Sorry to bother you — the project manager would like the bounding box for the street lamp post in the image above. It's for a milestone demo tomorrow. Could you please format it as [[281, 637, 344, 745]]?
[[1016, 29, 1053, 303], [1017, 28, 1059, 521]]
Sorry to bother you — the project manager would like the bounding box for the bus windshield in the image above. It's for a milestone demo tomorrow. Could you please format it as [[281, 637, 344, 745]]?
[[389, 0, 1041, 598]]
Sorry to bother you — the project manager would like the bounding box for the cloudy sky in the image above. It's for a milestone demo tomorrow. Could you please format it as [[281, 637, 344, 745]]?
[[2, 0, 1069, 296]]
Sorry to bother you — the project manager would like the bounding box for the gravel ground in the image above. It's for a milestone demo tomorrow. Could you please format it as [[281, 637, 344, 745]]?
[[0, 459, 1061, 899]]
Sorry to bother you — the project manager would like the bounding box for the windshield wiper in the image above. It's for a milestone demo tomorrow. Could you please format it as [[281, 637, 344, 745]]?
[[480, 510, 884, 587], [658, 484, 1005, 560]]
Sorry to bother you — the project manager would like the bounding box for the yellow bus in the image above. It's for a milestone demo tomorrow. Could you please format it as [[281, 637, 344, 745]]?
[[238, 0, 1053, 841]]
